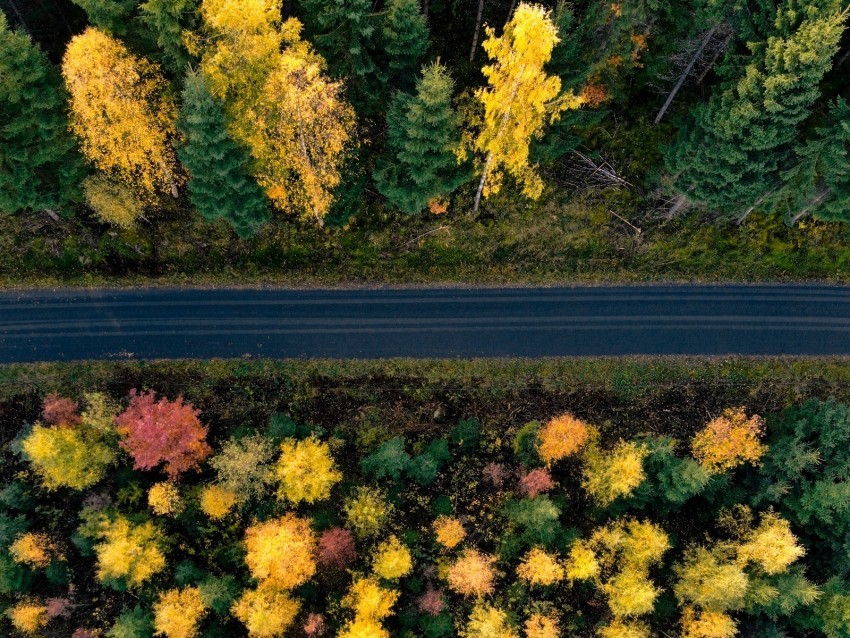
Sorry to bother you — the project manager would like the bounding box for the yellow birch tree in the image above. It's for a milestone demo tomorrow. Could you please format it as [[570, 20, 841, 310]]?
[[470, 2, 583, 213]]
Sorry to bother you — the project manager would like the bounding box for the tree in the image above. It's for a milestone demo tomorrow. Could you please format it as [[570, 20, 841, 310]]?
[[243, 514, 316, 589], [372, 535, 413, 580], [469, 2, 583, 214], [433, 516, 465, 549], [691, 407, 766, 473], [107, 606, 154, 638], [7, 601, 49, 634], [582, 441, 648, 504], [275, 435, 342, 503], [537, 412, 591, 464], [381, 0, 429, 86], [317, 527, 357, 568], [516, 547, 564, 586], [680, 607, 737, 638], [147, 482, 182, 516], [524, 613, 559, 638], [446, 550, 497, 597], [153, 587, 207, 638], [198, 485, 237, 519], [737, 512, 805, 575], [374, 62, 467, 215], [115, 390, 211, 478], [343, 577, 399, 621], [9, 533, 57, 568], [664, 3, 846, 218], [463, 604, 519, 638], [71, 0, 140, 36], [62, 28, 179, 206], [344, 487, 392, 537], [91, 515, 167, 588], [232, 585, 300, 638], [139, 0, 198, 73], [81, 175, 145, 227], [177, 70, 270, 238], [209, 434, 275, 503], [361, 437, 411, 481], [674, 546, 749, 612], [0, 14, 84, 215]]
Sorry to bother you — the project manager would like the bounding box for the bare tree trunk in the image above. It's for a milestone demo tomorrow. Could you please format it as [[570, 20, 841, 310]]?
[[505, 0, 517, 25], [696, 31, 732, 84], [654, 25, 718, 125], [5, 0, 29, 32], [472, 153, 493, 214], [666, 193, 688, 218], [736, 190, 773, 224], [469, 0, 485, 62], [423, 0, 429, 19]]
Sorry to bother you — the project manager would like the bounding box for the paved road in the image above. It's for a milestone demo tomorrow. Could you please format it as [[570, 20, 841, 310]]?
[[1, 285, 850, 361]]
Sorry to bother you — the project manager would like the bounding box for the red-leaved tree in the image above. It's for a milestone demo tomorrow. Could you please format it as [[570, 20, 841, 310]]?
[[115, 390, 211, 477], [316, 527, 357, 569]]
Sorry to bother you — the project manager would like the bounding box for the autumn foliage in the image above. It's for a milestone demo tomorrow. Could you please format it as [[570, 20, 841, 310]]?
[[537, 413, 591, 463], [691, 408, 766, 473], [243, 514, 316, 589]]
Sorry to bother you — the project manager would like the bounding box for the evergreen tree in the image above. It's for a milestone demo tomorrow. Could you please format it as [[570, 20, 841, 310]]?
[[381, 0, 428, 89], [374, 62, 467, 214], [177, 70, 270, 238], [71, 0, 140, 37], [139, 0, 199, 73], [0, 13, 84, 215], [665, 3, 846, 217]]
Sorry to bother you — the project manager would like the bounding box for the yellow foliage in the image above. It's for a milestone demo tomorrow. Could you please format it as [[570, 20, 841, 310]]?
[[620, 520, 671, 570], [674, 546, 749, 612], [7, 601, 49, 635], [691, 408, 766, 473], [148, 482, 182, 516], [199, 485, 238, 519], [446, 550, 497, 598], [244, 514, 316, 589], [582, 441, 648, 504], [565, 540, 600, 582], [9, 532, 57, 568], [343, 578, 399, 621], [681, 607, 738, 638], [232, 584, 300, 638], [337, 616, 390, 638], [82, 175, 144, 228], [737, 512, 805, 575], [372, 535, 413, 580], [94, 516, 167, 588], [21, 422, 116, 491], [62, 28, 178, 199], [516, 547, 565, 586], [597, 619, 651, 638], [472, 3, 584, 203], [275, 436, 342, 504], [462, 603, 519, 638], [524, 612, 559, 638], [538, 413, 592, 463], [344, 487, 391, 538], [603, 567, 660, 617], [433, 515, 465, 549], [153, 587, 207, 638]]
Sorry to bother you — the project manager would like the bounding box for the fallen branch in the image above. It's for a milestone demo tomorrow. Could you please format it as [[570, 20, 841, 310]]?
[[403, 225, 449, 247]]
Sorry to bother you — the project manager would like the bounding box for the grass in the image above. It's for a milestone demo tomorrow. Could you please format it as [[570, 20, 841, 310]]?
[[4, 184, 850, 288]]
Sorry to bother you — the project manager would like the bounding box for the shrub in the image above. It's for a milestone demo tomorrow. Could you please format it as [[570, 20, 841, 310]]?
[[433, 516, 465, 549], [116, 390, 211, 478], [513, 421, 542, 467], [408, 440, 451, 486], [582, 441, 648, 505], [275, 436, 341, 504], [303, 613, 326, 636], [93, 515, 167, 588], [232, 584, 300, 638], [7, 600, 49, 634], [209, 434, 275, 502], [153, 587, 207, 638], [691, 407, 766, 473], [9, 532, 57, 568], [519, 468, 555, 498], [372, 535, 413, 580], [361, 437, 411, 481], [446, 550, 497, 597], [345, 487, 392, 538], [450, 419, 480, 451], [317, 527, 357, 568], [148, 482, 182, 516], [516, 547, 565, 586], [199, 485, 237, 519], [538, 413, 591, 464], [524, 612, 559, 638], [418, 588, 445, 615], [244, 514, 316, 589], [462, 603, 518, 638]]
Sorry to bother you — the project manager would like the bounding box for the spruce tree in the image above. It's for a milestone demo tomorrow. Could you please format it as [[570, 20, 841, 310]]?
[[374, 62, 467, 214], [665, 3, 846, 216], [71, 0, 140, 36], [139, 0, 199, 73], [382, 0, 428, 88], [177, 70, 270, 238], [0, 13, 84, 215]]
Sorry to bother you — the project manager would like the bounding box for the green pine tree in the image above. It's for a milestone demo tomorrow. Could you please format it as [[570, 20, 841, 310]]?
[[71, 0, 140, 36], [0, 13, 84, 215], [139, 0, 199, 73], [665, 3, 846, 217], [177, 70, 270, 238], [374, 62, 467, 215], [382, 0, 428, 88]]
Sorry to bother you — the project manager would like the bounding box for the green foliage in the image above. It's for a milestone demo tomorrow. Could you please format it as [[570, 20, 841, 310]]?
[[816, 577, 850, 638], [381, 0, 428, 85], [198, 574, 238, 615], [420, 611, 454, 637], [375, 62, 466, 215], [513, 420, 542, 468], [71, 0, 140, 36], [502, 496, 563, 548], [0, 14, 84, 215], [631, 436, 711, 509], [361, 437, 411, 481], [139, 0, 198, 72], [0, 553, 29, 595], [450, 419, 480, 451], [107, 605, 154, 638], [177, 70, 270, 238]]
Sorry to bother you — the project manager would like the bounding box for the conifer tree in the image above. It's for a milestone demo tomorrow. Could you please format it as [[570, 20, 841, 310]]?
[[375, 62, 466, 214], [177, 70, 270, 238], [71, 0, 140, 36], [0, 13, 84, 215], [382, 0, 428, 88], [139, 0, 199, 73], [665, 3, 846, 218]]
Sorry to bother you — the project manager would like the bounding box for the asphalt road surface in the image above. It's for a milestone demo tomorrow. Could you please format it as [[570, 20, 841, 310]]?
[[1, 285, 850, 362]]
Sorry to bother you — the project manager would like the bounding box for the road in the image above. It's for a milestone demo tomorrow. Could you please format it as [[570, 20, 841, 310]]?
[[1, 285, 849, 362]]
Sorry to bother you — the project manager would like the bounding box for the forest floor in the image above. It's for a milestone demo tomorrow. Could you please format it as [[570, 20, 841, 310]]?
[[3, 185, 850, 288]]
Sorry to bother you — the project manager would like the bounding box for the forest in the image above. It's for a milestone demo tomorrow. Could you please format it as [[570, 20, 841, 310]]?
[[0, 0, 848, 278], [3, 362, 850, 637]]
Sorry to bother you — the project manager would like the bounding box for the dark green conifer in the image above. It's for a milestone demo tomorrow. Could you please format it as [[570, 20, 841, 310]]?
[[0, 13, 84, 215], [382, 0, 428, 88], [177, 70, 269, 238], [139, 0, 198, 73]]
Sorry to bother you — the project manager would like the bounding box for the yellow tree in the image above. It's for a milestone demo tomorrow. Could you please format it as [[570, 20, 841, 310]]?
[[470, 3, 583, 214], [62, 28, 179, 206]]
